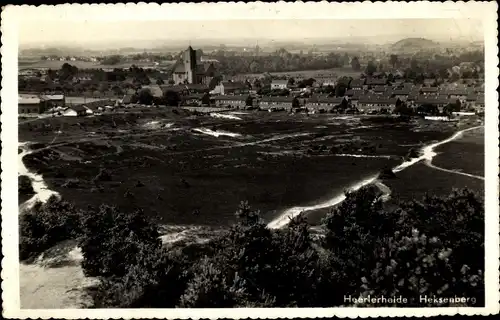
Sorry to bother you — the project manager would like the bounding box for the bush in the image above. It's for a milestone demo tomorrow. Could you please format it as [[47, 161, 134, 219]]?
[[79, 206, 161, 278], [19, 196, 83, 260], [321, 186, 484, 306], [20, 185, 479, 308], [358, 228, 483, 307], [18, 175, 34, 195], [406, 148, 420, 159]]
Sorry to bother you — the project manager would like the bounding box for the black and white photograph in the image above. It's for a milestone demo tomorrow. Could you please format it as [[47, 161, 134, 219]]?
[[2, 2, 499, 318]]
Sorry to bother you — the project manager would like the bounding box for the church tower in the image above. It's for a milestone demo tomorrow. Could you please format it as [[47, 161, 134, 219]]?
[[183, 46, 197, 84]]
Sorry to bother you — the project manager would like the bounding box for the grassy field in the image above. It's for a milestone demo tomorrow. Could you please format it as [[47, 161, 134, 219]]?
[[433, 126, 484, 177], [19, 110, 470, 227], [381, 125, 484, 206]]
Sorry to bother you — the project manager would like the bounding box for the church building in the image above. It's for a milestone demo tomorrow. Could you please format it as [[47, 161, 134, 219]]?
[[172, 46, 217, 85]]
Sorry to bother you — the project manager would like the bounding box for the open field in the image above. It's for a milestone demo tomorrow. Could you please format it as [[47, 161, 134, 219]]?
[[19, 110, 477, 227], [19, 59, 173, 70], [433, 126, 484, 177], [381, 125, 484, 205]]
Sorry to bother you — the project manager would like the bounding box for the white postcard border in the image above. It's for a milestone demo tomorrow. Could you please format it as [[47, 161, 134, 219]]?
[[2, 1, 499, 318]]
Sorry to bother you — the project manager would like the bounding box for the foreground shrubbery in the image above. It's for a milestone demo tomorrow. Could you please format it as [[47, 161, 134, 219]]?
[[19, 187, 484, 307]]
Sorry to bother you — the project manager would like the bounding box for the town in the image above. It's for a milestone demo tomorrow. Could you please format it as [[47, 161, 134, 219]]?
[[19, 42, 484, 119]]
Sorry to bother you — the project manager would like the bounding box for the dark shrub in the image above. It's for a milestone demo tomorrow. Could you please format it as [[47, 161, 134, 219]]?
[[406, 148, 420, 159], [378, 167, 396, 179], [19, 196, 83, 260], [18, 175, 34, 195], [79, 206, 160, 278]]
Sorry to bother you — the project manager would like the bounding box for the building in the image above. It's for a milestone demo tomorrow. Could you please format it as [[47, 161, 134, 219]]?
[[172, 46, 217, 85], [365, 77, 388, 87], [211, 81, 249, 95], [259, 96, 294, 110], [185, 83, 209, 94], [63, 105, 87, 117], [141, 85, 164, 98], [414, 96, 451, 108], [350, 79, 365, 91], [420, 87, 439, 95], [356, 96, 397, 112], [160, 85, 190, 96], [271, 80, 289, 90], [19, 96, 43, 114], [182, 94, 204, 106], [372, 85, 389, 95], [306, 95, 346, 110], [212, 95, 247, 108], [391, 88, 411, 100], [40, 94, 65, 108]]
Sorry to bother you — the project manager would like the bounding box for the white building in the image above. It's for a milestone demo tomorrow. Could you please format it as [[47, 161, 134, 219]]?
[[271, 80, 288, 90]]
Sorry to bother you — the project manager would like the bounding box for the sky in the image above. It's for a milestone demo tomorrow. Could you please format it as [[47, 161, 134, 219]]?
[[19, 19, 483, 48], [13, 2, 485, 49]]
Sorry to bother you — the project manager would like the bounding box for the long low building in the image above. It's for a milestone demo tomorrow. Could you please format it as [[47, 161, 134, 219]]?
[[19, 96, 43, 114], [305, 95, 346, 109], [212, 95, 247, 108], [259, 96, 295, 109], [354, 96, 398, 112]]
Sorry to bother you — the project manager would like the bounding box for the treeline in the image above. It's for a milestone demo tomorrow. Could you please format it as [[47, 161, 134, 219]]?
[[210, 50, 347, 76], [19, 63, 170, 97], [20, 186, 484, 307]]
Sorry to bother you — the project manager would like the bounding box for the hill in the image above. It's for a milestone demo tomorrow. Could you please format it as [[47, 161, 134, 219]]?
[[391, 37, 440, 51]]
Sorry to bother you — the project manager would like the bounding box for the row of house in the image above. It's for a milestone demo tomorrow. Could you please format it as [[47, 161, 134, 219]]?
[[189, 91, 485, 113]]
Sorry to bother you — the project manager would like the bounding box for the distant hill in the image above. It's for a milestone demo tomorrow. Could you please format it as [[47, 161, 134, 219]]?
[[391, 38, 440, 51]]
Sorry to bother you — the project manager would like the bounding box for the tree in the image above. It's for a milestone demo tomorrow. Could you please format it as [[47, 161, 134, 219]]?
[[365, 61, 377, 76], [351, 57, 361, 71], [390, 54, 399, 68], [137, 88, 154, 105], [245, 95, 254, 107], [101, 55, 122, 66], [163, 90, 181, 107], [287, 78, 295, 86], [292, 97, 300, 109], [201, 93, 211, 106], [334, 83, 348, 97], [394, 99, 413, 116]]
